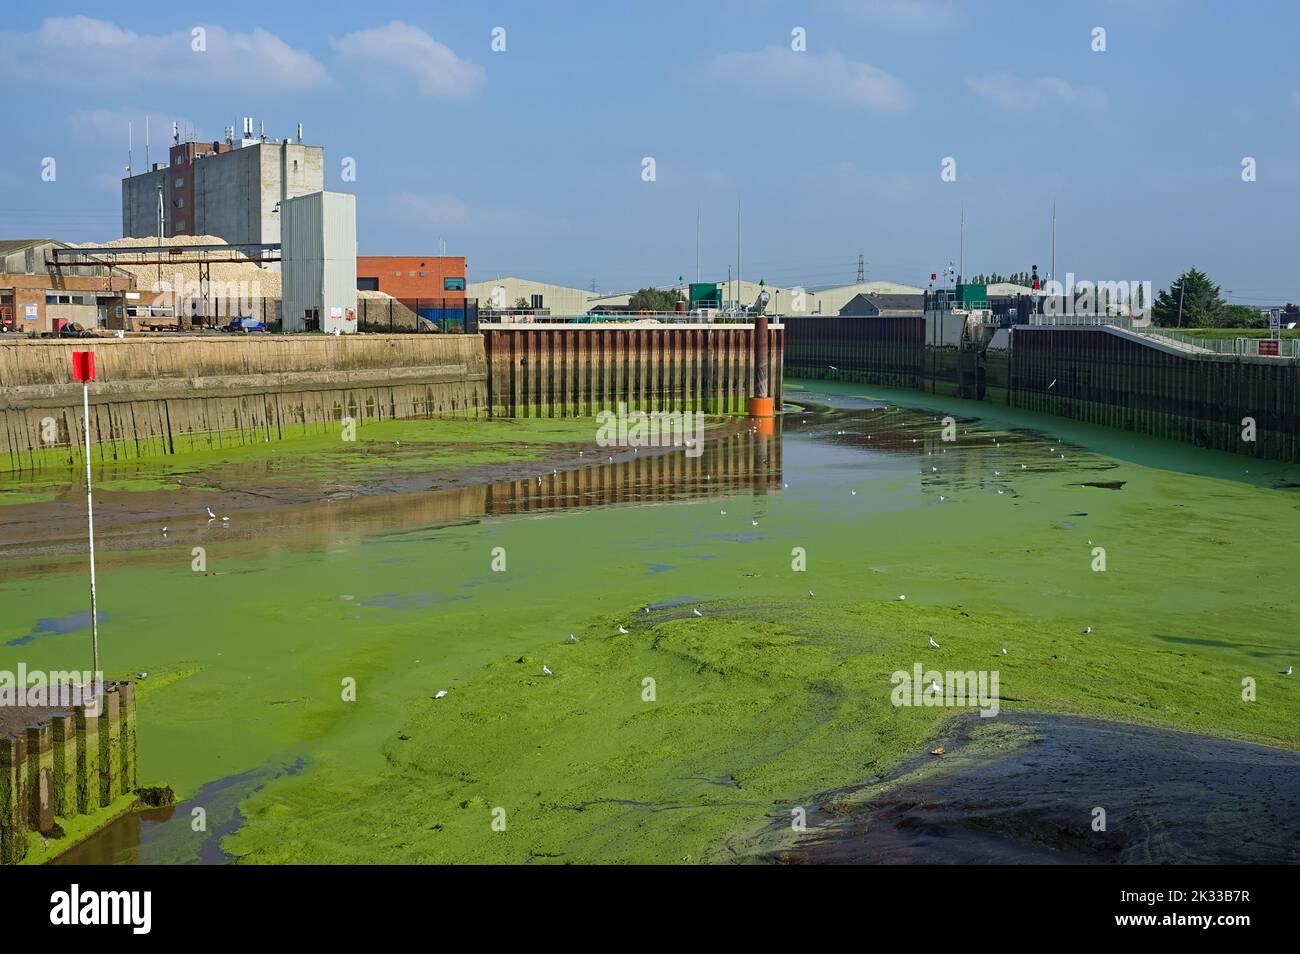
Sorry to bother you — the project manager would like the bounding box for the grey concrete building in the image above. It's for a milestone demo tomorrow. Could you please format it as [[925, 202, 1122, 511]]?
[[122, 124, 324, 247]]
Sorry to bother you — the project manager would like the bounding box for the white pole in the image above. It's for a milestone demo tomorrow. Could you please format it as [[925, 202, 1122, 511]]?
[[83, 381, 99, 675]]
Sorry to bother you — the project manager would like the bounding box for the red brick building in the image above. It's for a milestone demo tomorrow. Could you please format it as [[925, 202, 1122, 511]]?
[[356, 256, 466, 302]]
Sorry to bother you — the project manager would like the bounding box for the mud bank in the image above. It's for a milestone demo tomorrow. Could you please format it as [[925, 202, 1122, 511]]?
[[760, 711, 1300, 864]]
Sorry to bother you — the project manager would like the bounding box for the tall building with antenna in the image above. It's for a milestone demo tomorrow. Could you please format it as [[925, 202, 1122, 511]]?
[[121, 117, 324, 247]]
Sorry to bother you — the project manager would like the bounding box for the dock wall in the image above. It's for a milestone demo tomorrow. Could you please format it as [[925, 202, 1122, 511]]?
[[0, 336, 487, 472], [785, 317, 1300, 461]]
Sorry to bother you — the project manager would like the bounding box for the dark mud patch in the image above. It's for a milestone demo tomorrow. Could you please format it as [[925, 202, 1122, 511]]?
[[759, 712, 1300, 864], [1077, 480, 1126, 490]]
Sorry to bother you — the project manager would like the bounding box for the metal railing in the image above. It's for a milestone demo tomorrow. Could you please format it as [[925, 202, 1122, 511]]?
[[1027, 314, 1299, 357]]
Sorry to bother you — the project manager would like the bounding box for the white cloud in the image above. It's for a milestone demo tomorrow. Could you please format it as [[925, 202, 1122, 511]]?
[[833, 0, 965, 29], [331, 21, 484, 99], [0, 17, 327, 90], [705, 48, 908, 112], [965, 72, 1107, 112]]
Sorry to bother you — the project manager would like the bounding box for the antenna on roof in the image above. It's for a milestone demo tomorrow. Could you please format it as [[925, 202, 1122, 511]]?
[[259, 119, 266, 141], [144, 116, 149, 169], [171, 120, 179, 145], [127, 121, 133, 176], [243, 116, 253, 139], [297, 122, 303, 144], [857, 253, 864, 284]]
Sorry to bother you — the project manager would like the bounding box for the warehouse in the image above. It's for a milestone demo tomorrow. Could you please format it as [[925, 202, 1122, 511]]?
[[0, 239, 136, 334]]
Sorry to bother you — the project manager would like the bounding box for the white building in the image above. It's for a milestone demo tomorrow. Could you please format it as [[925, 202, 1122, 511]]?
[[281, 192, 357, 334]]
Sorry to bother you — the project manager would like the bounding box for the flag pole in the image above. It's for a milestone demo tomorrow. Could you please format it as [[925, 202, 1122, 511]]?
[[74, 352, 99, 675], [84, 378, 98, 675]]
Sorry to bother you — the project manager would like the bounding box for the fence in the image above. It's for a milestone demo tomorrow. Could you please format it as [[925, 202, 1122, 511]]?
[[357, 297, 478, 334]]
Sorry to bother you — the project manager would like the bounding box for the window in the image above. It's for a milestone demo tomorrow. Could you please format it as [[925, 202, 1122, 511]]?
[[176, 219, 187, 231], [175, 177, 184, 188], [357, 277, 379, 291], [408, 271, 416, 277], [443, 277, 466, 291], [173, 197, 186, 208], [419, 271, 426, 277], [531, 294, 543, 309]]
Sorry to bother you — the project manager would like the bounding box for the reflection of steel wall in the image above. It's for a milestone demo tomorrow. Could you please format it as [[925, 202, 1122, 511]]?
[[1010, 327, 1300, 461], [783, 317, 923, 389], [486, 423, 783, 514], [481, 324, 783, 417]]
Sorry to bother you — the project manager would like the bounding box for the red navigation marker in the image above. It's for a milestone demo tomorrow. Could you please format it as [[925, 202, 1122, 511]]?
[[72, 351, 96, 382]]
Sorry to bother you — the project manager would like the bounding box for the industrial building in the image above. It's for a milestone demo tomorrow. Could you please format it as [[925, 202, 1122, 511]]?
[[838, 291, 925, 317], [358, 256, 466, 299], [280, 191, 357, 334], [799, 281, 926, 316], [0, 239, 137, 334], [121, 118, 324, 248]]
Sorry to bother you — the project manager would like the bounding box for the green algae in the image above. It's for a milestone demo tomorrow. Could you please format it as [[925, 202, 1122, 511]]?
[[2, 384, 1297, 863]]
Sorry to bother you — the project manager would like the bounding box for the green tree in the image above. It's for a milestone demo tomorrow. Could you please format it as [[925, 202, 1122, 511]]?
[[627, 287, 684, 312], [1225, 304, 1266, 328], [1151, 268, 1227, 328]]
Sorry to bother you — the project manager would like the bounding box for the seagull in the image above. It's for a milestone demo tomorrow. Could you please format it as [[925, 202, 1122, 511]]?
[[829, 365, 838, 371], [897, 595, 907, 601], [434, 690, 448, 699], [137, 672, 148, 680], [1082, 626, 1092, 634], [928, 637, 940, 649], [751, 520, 758, 527], [618, 625, 629, 634], [221, 515, 230, 522], [1001, 648, 1008, 655], [206, 507, 216, 519], [939, 495, 945, 501], [808, 591, 815, 598], [160, 526, 168, 534], [928, 680, 942, 695], [569, 634, 578, 643], [1283, 666, 1292, 676], [643, 607, 650, 614], [851, 490, 857, 496], [542, 665, 552, 676], [693, 609, 703, 617]]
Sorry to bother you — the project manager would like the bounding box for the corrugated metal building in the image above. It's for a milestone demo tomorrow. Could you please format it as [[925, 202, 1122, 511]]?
[[281, 192, 357, 334]]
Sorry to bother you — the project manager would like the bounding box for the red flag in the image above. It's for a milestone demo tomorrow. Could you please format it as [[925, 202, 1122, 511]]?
[[72, 351, 95, 382]]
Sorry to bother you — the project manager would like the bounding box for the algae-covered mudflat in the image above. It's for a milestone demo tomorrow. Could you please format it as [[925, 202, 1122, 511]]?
[[3, 382, 1298, 863]]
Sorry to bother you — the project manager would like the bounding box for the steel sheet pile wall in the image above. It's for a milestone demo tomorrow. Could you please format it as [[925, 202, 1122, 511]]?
[[1010, 327, 1300, 460], [782, 316, 923, 388], [1, 335, 487, 471], [481, 324, 782, 417]]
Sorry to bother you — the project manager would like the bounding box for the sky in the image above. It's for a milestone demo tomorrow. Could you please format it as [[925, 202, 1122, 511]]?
[[1, 0, 1296, 303]]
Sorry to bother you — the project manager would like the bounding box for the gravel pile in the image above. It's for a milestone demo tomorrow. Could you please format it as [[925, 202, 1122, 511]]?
[[78, 234, 282, 298]]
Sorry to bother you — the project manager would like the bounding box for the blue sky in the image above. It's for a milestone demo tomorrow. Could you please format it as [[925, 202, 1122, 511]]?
[[1, 1, 1297, 302]]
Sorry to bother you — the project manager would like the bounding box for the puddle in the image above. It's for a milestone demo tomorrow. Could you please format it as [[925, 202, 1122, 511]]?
[[52, 756, 305, 865], [6, 611, 107, 647]]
